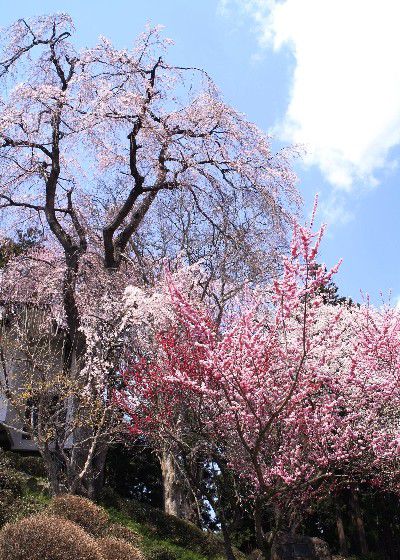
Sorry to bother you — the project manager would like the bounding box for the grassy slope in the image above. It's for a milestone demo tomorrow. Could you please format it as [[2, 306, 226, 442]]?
[[1, 451, 236, 560], [106, 506, 213, 560]]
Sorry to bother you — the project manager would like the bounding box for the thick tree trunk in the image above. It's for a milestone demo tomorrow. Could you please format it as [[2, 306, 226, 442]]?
[[335, 504, 348, 555], [160, 448, 198, 522], [160, 448, 186, 517], [41, 446, 62, 495], [350, 487, 368, 555], [87, 442, 108, 500], [61, 273, 110, 499], [220, 513, 237, 560]]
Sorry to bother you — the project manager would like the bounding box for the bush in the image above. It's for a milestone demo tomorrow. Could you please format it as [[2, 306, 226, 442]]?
[[147, 511, 224, 557], [0, 465, 25, 495], [100, 486, 123, 508], [2, 452, 46, 477], [0, 514, 103, 560], [0, 490, 17, 526], [98, 536, 143, 560], [248, 550, 263, 560], [106, 523, 142, 547], [0, 491, 46, 527], [49, 494, 109, 536], [16, 455, 46, 478], [0, 452, 26, 526], [144, 543, 178, 560]]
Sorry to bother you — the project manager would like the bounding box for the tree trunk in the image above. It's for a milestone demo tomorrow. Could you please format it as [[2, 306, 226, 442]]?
[[87, 442, 108, 500], [254, 497, 265, 551], [161, 448, 188, 517], [160, 448, 198, 522], [350, 487, 368, 555], [65, 320, 110, 499], [335, 506, 348, 555], [41, 445, 61, 495], [220, 513, 237, 560], [161, 448, 182, 517]]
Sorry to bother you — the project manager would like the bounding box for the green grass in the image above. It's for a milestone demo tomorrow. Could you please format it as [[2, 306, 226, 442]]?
[[106, 507, 216, 560], [101, 493, 232, 560]]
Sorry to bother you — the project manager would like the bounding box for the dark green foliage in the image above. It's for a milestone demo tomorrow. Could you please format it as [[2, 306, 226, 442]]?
[[145, 543, 179, 560], [303, 495, 342, 552], [104, 441, 163, 508], [106, 522, 143, 547], [9, 494, 47, 523], [5, 448, 400, 560], [200, 460, 257, 553], [0, 490, 17, 526], [356, 491, 400, 560], [312, 263, 354, 307], [100, 485, 124, 508], [303, 488, 400, 560], [0, 453, 26, 496], [0, 451, 49, 523], [0, 468, 25, 496], [0, 452, 47, 526], [0, 492, 47, 529], [345, 555, 385, 560], [18, 456, 46, 478], [3, 452, 46, 478]]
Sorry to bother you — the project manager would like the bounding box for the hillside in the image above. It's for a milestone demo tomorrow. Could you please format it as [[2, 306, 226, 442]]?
[[0, 450, 382, 560], [0, 450, 244, 560]]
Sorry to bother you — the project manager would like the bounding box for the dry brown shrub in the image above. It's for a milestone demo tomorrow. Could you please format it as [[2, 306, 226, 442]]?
[[0, 514, 103, 560], [49, 494, 109, 536], [106, 523, 142, 547], [97, 536, 144, 560]]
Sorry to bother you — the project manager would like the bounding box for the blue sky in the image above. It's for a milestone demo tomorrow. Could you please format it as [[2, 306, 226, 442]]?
[[2, 1, 400, 304]]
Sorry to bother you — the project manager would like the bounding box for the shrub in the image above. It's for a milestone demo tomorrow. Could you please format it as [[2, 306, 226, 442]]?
[[2, 452, 46, 477], [0, 490, 17, 526], [100, 486, 122, 508], [17, 455, 46, 478], [97, 536, 143, 560], [106, 523, 142, 547], [14, 494, 47, 520], [0, 465, 25, 495], [0, 470, 27, 527], [49, 494, 109, 536], [144, 543, 178, 560], [101, 494, 232, 559], [0, 491, 45, 527], [248, 550, 263, 560], [0, 451, 13, 469], [0, 514, 103, 560]]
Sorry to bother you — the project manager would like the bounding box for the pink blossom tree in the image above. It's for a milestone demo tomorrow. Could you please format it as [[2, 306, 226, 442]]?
[[119, 215, 400, 545]]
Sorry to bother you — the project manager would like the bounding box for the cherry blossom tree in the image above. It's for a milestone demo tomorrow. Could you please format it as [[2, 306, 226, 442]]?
[[0, 14, 300, 497], [119, 214, 400, 547]]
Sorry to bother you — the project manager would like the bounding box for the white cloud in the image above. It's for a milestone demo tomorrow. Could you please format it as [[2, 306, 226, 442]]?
[[318, 194, 354, 228], [221, 0, 400, 190]]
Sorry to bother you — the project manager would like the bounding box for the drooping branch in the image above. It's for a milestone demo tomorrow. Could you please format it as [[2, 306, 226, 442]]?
[[0, 18, 71, 78]]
